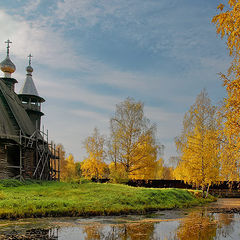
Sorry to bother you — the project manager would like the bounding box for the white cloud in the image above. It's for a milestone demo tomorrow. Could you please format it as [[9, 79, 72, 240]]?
[[23, 0, 41, 15], [70, 109, 109, 123], [0, 9, 164, 95], [0, 10, 92, 71], [55, 0, 125, 27], [52, 0, 213, 57], [200, 56, 230, 72], [89, 67, 152, 90], [39, 78, 120, 111]]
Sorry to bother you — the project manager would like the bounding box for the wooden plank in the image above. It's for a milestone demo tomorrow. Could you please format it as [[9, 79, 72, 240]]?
[[0, 134, 19, 139], [7, 165, 20, 168]]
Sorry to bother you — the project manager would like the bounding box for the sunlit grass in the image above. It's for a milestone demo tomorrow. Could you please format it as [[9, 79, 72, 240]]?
[[0, 180, 215, 219]]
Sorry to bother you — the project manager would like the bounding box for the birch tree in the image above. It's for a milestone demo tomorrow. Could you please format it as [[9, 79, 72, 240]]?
[[109, 98, 161, 179], [81, 128, 108, 180], [174, 90, 220, 196]]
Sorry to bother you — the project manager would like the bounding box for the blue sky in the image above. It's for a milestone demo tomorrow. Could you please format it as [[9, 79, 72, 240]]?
[[0, 0, 231, 163]]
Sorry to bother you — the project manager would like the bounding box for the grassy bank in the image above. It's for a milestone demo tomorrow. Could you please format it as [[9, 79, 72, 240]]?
[[0, 180, 215, 219]]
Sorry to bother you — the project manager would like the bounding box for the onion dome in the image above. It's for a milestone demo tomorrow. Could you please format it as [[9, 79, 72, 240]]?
[[0, 40, 16, 78], [0, 56, 16, 74]]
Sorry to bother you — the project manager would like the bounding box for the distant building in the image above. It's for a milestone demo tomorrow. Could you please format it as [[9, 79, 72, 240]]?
[[0, 40, 59, 180]]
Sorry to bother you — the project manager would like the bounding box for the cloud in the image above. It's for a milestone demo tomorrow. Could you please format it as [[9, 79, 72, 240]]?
[[51, 0, 217, 58], [70, 109, 109, 123], [43, 105, 110, 160], [23, 0, 41, 15], [53, 0, 174, 50], [0, 1, 230, 163], [144, 106, 184, 162], [0, 2, 229, 98], [0, 10, 92, 71], [0, 9, 164, 95], [88, 67, 153, 91], [145, 106, 183, 140], [200, 56, 230, 72], [55, 0, 127, 27], [38, 78, 120, 111]]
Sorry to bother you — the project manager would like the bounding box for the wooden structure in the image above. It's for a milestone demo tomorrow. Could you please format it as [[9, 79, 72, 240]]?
[[0, 40, 60, 180]]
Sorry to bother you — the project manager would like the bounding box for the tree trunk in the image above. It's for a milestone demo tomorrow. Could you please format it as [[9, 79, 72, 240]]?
[[205, 184, 210, 198], [202, 185, 206, 198]]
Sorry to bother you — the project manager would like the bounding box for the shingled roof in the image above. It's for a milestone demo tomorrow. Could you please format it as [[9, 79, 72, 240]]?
[[19, 72, 39, 97], [0, 79, 35, 139]]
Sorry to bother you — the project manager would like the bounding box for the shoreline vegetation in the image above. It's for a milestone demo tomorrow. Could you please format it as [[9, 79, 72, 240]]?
[[0, 180, 215, 219]]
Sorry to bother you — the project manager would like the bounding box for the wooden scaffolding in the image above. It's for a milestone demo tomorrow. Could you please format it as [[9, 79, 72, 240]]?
[[15, 128, 60, 181]]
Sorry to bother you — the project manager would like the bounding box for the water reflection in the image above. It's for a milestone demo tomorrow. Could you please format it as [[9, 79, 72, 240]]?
[[80, 212, 238, 240], [83, 222, 155, 240], [0, 204, 239, 239], [0, 228, 59, 239], [216, 213, 235, 239], [177, 211, 217, 240]]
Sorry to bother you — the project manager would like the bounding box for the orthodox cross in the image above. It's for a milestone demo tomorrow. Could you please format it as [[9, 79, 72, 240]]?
[[5, 39, 12, 56], [28, 54, 33, 66]]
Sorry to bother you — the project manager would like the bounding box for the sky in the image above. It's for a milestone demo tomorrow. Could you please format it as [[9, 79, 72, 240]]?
[[0, 0, 231, 164]]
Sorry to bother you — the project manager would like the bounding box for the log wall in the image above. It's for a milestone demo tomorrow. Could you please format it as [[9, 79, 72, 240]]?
[[23, 149, 35, 179], [0, 145, 8, 179]]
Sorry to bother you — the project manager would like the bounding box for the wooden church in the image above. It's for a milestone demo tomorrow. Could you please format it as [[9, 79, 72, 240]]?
[[0, 40, 60, 181]]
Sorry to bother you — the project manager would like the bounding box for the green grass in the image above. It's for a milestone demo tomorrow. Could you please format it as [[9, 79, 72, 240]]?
[[0, 180, 215, 219]]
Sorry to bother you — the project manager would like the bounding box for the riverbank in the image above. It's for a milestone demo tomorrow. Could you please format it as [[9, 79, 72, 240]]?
[[0, 180, 215, 219], [1, 198, 239, 240]]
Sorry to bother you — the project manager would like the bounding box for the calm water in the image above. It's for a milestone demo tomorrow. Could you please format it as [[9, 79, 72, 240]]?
[[0, 198, 240, 239]]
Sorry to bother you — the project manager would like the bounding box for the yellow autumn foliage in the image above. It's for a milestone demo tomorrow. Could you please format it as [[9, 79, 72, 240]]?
[[61, 154, 76, 181], [174, 90, 220, 190], [154, 158, 164, 179], [109, 162, 128, 183], [128, 133, 158, 180], [212, 0, 240, 180], [177, 211, 217, 240], [110, 98, 162, 179], [174, 128, 220, 187], [81, 157, 108, 180], [81, 128, 108, 180]]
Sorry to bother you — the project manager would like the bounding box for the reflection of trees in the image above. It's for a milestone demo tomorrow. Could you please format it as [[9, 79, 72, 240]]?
[[82, 212, 236, 240], [83, 224, 103, 240], [123, 222, 155, 240], [177, 211, 217, 240], [216, 213, 234, 239], [83, 222, 155, 240]]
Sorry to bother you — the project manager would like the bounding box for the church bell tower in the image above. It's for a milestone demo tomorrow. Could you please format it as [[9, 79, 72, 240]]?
[[18, 54, 45, 130]]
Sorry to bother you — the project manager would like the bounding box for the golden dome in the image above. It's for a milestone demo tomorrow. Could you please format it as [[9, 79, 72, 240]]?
[[0, 56, 16, 74]]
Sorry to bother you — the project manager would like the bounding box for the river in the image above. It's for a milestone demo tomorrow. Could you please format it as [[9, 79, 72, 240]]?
[[0, 198, 240, 239]]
